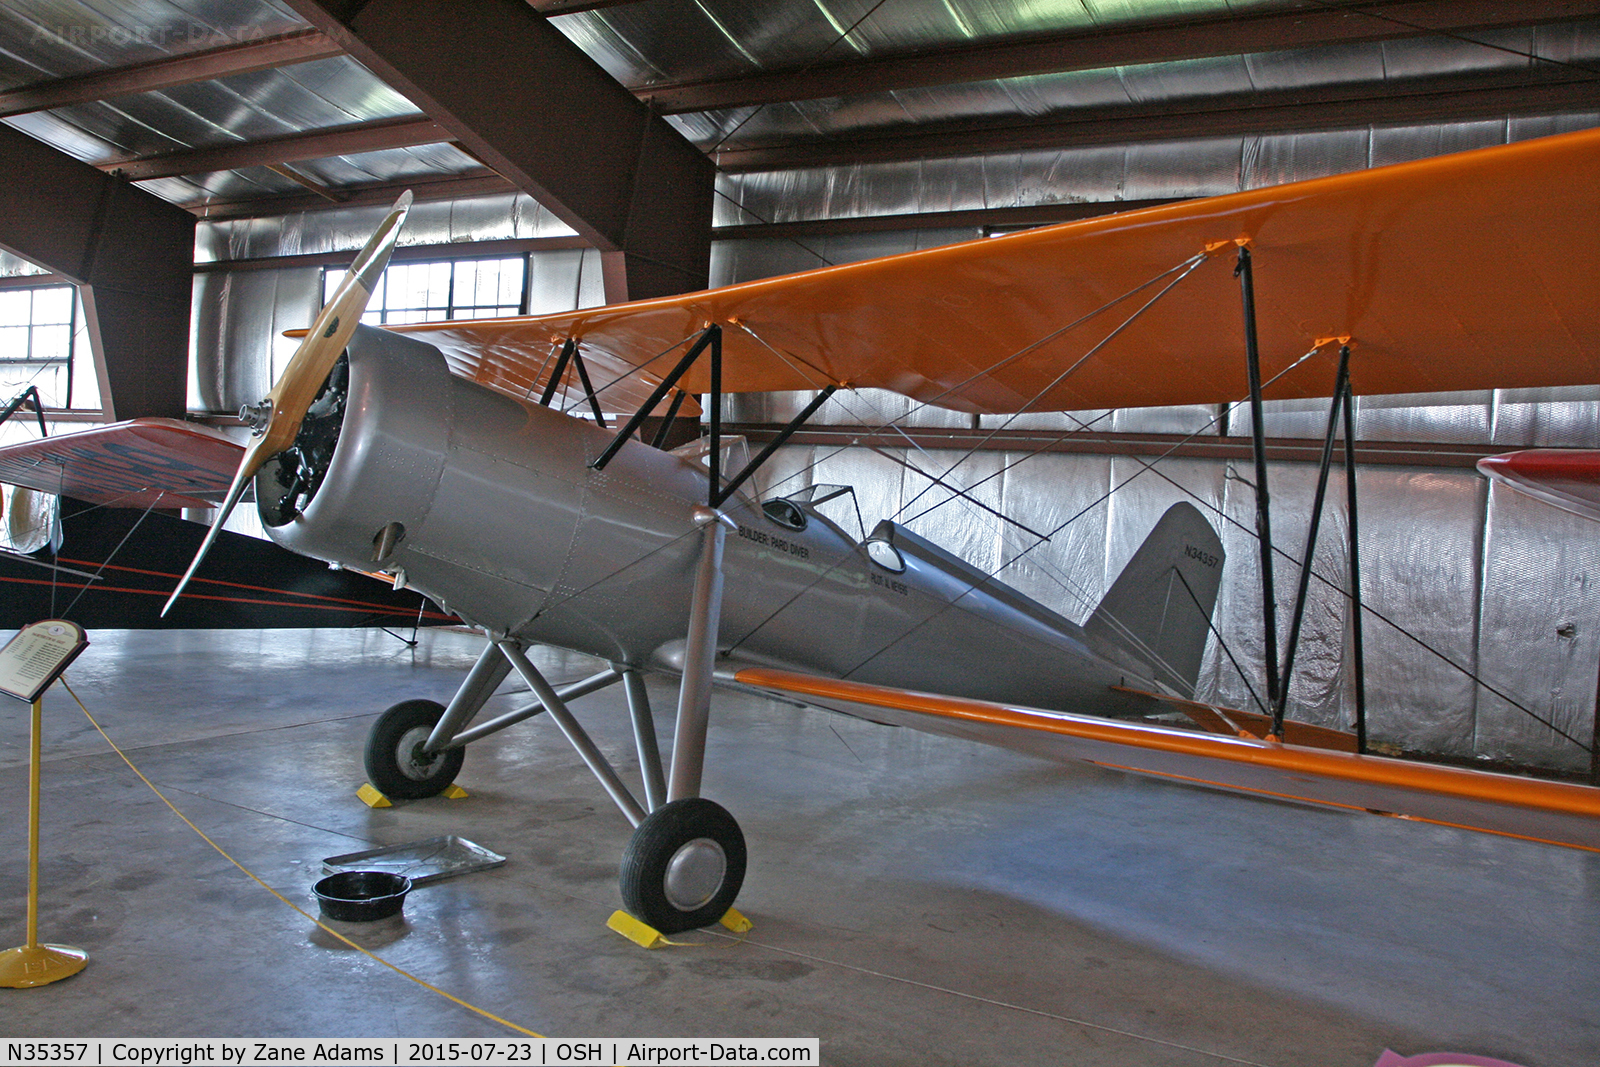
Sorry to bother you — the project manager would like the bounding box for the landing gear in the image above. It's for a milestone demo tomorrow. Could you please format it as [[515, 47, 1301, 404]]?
[[620, 798, 746, 934], [364, 699, 464, 799]]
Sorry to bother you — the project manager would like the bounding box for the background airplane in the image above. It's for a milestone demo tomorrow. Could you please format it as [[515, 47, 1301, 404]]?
[[2, 127, 1599, 935], [0, 419, 450, 630]]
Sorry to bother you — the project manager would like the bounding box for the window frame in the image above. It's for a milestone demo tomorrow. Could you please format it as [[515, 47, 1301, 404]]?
[[0, 282, 79, 409], [321, 253, 533, 326]]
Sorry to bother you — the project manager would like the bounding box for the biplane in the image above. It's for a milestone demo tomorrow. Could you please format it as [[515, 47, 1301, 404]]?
[[2, 127, 1599, 935]]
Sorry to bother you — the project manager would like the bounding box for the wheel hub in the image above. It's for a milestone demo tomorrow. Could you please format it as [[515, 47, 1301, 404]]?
[[663, 837, 726, 911], [396, 725, 445, 781]]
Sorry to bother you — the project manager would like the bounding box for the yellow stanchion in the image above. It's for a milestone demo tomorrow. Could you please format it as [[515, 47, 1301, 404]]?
[[0, 696, 88, 988]]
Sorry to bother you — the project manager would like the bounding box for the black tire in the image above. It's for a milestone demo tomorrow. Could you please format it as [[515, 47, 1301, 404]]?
[[364, 699, 465, 800], [620, 798, 746, 934]]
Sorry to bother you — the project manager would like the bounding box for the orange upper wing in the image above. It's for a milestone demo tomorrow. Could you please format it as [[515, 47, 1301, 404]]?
[[391, 127, 1600, 415]]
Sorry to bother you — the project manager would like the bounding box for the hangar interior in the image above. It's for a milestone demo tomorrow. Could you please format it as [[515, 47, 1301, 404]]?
[[1, 1, 1599, 1063]]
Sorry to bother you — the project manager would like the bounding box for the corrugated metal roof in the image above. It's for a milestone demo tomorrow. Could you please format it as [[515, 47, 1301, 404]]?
[[0, 0, 1595, 226]]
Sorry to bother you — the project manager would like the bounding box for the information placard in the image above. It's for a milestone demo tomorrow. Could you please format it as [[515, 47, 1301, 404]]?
[[0, 620, 88, 703]]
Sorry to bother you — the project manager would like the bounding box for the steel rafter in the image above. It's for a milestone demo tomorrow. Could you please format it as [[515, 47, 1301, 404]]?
[[184, 171, 515, 220], [0, 30, 343, 118], [714, 68, 1600, 171], [98, 116, 450, 181], [645, 0, 1600, 114]]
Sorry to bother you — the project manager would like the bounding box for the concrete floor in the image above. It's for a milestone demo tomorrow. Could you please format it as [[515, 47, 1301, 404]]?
[[1, 627, 1597, 1065]]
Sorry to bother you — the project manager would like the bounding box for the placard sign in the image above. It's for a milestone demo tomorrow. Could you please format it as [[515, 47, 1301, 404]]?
[[0, 621, 88, 703]]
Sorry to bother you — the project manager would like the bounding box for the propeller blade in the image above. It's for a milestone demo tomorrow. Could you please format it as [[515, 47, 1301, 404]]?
[[161, 191, 413, 616]]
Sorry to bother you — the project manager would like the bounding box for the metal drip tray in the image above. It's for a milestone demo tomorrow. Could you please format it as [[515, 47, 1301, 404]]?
[[322, 835, 505, 886]]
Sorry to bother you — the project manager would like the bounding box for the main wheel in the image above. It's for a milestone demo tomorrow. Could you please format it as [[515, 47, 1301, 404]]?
[[364, 699, 464, 800], [620, 798, 746, 934]]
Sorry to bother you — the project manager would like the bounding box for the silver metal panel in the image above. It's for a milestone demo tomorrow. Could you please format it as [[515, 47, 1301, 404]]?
[[710, 237, 831, 285], [1241, 129, 1375, 190], [528, 248, 603, 315], [1341, 467, 1484, 754], [1490, 387, 1600, 449], [289, 144, 478, 187], [714, 111, 1600, 229], [195, 193, 577, 263], [1112, 404, 1218, 435], [188, 264, 319, 413], [691, 21, 1600, 152], [754, 443, 823, 503], [1354, 392, 1494, 444], [0, 1, 306, 83], [555, 0, 1294, 91], [1, 110, 116, 165], [1478, 482, 1600, 774], [992, 450, 1114, 622], [896, 447, 1010, 577]]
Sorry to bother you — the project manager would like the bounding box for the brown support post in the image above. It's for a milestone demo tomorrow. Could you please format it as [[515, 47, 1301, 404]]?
[[0, 125, 193, 420], [284, 0, 712, 302]]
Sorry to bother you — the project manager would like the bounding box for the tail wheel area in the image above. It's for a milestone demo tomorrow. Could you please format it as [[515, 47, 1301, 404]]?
[[620, 798, 746, 934], [364, 699, 465, 799]]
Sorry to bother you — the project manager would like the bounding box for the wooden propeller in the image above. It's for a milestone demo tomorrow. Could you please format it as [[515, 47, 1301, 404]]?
[[162, 191, 412, 616]]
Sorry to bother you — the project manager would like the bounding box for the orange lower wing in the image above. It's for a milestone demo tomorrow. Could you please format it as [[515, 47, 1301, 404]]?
[[734, 667, 1600, 853]]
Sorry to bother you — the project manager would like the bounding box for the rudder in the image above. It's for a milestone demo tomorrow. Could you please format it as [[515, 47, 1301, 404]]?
[[1084, 502, 1225, 698]]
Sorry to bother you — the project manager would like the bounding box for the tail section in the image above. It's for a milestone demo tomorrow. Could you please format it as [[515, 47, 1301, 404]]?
[[1084, 502, 1225, 698]]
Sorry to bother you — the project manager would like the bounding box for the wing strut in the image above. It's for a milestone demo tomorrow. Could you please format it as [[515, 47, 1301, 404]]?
[[537, 338, 575, 406], [1276, 344, 1368, 745], [592, 325, 721, 473], [1276, 345, 1345, 733], [1235, 245, 1283, 731], [1, 387, 47, 437], [1341, 361, 1370, 753]]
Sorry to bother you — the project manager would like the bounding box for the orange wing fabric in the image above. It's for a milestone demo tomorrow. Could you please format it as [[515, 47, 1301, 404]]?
[[735, 667, 1600, 853], [392, 127, 1600, 415], [0, 419, 243, 510]]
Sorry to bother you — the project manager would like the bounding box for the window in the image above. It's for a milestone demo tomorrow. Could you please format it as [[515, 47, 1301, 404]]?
[[0, 284, 82, 410], [323, 256, 527, 324], [762, 498, 808, 531]]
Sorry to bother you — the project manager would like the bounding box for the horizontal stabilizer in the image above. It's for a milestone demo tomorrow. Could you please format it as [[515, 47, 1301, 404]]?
[[1113, 685, 1358, 753]]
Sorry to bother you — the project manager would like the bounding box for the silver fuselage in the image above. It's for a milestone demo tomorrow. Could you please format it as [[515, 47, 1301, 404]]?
[[264, 326, 1161, 717]]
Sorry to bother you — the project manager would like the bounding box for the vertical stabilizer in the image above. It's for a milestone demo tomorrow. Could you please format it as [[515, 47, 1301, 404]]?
[[1084, 502, 1225, 697]]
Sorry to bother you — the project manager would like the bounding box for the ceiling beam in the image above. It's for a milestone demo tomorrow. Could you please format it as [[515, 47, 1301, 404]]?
[[97, 116, 450, 181], [645, 0, 1600, 114], [184, 170, 516, 219], [284, 0, 715, 302], [194, 234, 590, 273], [528, 0, 655, 13], [181, 177, 1180, 231], [0, 31, 344, 118], [714, 69, 1600, 172], [715, 199, 1189, 239]]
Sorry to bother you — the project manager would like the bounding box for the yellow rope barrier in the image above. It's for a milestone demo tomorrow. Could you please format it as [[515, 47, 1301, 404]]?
[[59, 677, 543, 1038]]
